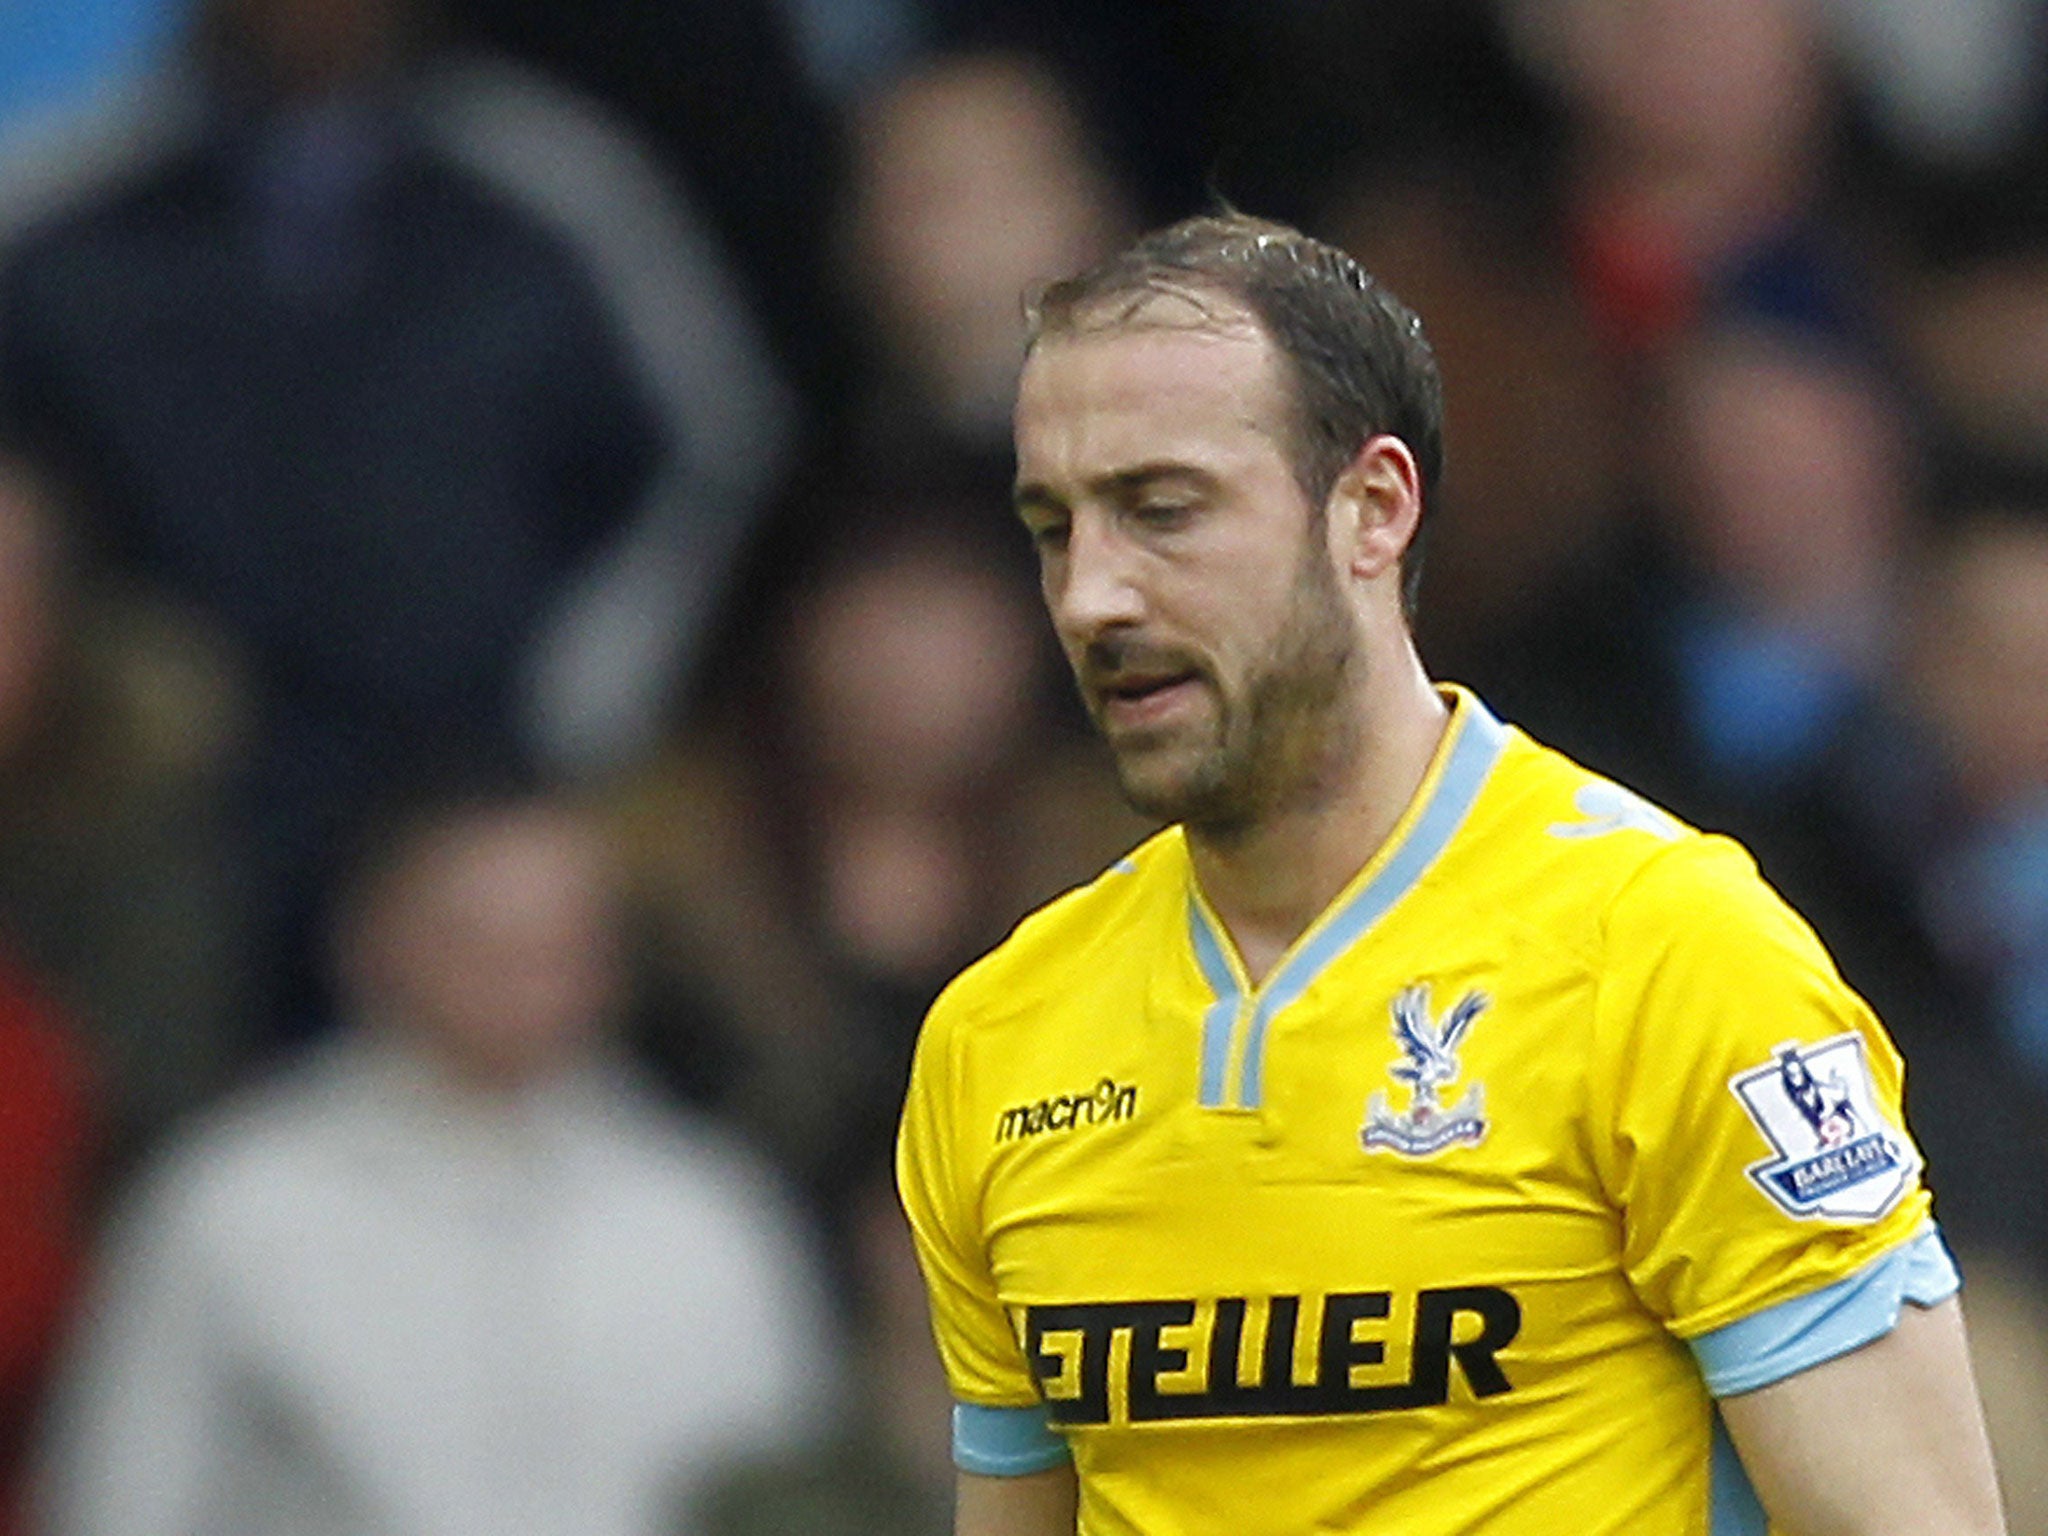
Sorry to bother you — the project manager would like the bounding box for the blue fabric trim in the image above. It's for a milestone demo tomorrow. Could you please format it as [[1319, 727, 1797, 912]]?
[[952, 1401, 1071, 1476], [1691, 1227, 1960, 1398], [1189, 904, 1241, 1109], [1234, 694, 1508, 1107], [1709, 1414, 1769, 1535]]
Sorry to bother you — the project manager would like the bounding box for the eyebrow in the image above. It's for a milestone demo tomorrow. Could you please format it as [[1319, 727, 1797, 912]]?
[[1013, 481, 1062, 519]]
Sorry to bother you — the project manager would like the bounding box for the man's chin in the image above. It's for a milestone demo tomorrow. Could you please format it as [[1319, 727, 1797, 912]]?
[[1109, 746, 1229, 827]]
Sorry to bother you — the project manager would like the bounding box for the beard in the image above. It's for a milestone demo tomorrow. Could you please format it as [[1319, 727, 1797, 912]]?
[[1084, 540, 1359, 837]]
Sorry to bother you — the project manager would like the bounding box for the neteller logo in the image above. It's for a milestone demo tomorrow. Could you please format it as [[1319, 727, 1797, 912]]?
[[1024, 1286, 1521, 1426], [995, 1078, 1139, 1143]]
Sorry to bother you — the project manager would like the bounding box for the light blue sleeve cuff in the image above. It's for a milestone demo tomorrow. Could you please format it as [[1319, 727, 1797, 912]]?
[[952, 1401, 1072, 1476], [1691, 1225, 1961, 1398]]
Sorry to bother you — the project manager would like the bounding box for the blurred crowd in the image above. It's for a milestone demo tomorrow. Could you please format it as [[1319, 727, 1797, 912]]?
[[1, 0, 2047, 1530]]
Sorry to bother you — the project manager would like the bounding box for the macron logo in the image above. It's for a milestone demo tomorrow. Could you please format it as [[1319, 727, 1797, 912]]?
[[996, 1078, 1139, 1143]]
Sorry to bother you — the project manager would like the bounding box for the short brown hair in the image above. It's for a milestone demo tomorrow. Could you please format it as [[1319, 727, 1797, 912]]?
[[1027, 213, 1444, 615]]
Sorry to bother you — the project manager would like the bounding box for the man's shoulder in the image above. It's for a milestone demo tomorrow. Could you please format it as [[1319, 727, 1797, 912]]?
[[1465, 713, 1777, 941], [1482, 712, 1820, 967], [929, 827, 1183, 1029]]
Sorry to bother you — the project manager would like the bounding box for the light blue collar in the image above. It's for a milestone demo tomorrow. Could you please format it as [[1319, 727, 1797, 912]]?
[[1187, 690, 1509, 1109]]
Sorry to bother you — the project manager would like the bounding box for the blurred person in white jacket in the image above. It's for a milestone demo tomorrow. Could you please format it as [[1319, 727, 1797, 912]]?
[[31, 772, 839, 1536]]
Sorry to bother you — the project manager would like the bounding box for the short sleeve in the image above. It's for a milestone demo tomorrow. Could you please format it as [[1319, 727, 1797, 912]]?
[[896, 996, 1045, 1408], [1587, 835, 1934, 1340]]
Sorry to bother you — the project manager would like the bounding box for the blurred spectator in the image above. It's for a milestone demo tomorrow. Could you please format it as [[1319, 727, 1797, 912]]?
[[31, 778, 837, 1536], [692, 1155, 950, 1536], [612, 474, 1148, 1210], [1473, 314, 1915, 827], [1457, 317, 2048, 1284], [907, 2, 1239, 230], [1912, 509, 2048, 1084], [744, 0, 1234, 219], [1650, 319, 1910, 795], [0, 0, 792, 1044], [834, 47, 1132, 464], [1894, 238, 2048, 481], [1500, 0, 1846, 357], [0, 447, 247, 1175], [0, 956, 93, 1536], [442, 0, 854, 429]]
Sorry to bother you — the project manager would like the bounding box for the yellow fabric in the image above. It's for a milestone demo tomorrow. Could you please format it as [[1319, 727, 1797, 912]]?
[[898, 690, 1931, 1535]]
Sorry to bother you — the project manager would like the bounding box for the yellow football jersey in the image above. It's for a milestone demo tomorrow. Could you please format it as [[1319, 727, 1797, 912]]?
[[898, 688, 1942, 1535]]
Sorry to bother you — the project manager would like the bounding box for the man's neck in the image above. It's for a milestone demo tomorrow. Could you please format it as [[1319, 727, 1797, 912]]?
[[1187, 651, 1449, 986]]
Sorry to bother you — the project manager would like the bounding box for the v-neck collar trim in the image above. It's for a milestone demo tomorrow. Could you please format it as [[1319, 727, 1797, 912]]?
[[1185, 686, 1509, 1109]]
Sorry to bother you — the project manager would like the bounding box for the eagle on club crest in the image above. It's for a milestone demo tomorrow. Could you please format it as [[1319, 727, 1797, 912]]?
[[1362, 983, 1490, 1156]]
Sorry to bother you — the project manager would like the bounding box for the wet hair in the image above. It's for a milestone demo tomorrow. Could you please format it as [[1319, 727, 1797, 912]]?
[[1026, 212, 1444, 616]]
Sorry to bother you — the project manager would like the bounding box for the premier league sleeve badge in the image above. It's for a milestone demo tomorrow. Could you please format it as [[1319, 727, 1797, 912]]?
[[1729, 1035, 1922, 1222]]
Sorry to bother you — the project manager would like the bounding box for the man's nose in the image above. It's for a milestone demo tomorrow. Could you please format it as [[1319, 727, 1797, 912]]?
[[1050, 512, 1146, 641]]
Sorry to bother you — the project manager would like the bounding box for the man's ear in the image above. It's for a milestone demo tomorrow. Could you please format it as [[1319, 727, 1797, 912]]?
[[1325, 434, 1423, 585]]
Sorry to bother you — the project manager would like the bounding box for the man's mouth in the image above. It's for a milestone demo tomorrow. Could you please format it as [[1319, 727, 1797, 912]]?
[[1095, 670, 1202, 728]]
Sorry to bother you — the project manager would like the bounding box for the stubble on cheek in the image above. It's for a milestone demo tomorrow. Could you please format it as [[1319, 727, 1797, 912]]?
[[1163, 560, 1360, 833]]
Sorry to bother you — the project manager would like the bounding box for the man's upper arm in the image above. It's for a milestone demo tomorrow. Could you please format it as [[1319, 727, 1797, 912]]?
[[1591, 836, 1937, 1337], [1720, 1294, 2006, 1535], [957, 1465, 1078, 1536], [898, 992, 1073, 1478], [1589, 833, 2002, 1528]]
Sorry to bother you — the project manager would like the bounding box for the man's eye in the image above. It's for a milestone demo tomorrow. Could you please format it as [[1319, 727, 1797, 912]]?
[[1027, 519, 1070, 551], [1133, 502, 1191, 528]]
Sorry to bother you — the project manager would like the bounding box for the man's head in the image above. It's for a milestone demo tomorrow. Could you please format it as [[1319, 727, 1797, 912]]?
[[1026, 213, 1443, 617], [334, 777, 622, 1093], [1012, 214, 1442, 834]]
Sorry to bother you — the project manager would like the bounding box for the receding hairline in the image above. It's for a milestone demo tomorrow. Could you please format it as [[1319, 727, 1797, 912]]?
[[1020, 279, 1293, 432], [1025, 272, 1275, 350], [1017, 286, 1301, 463]]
